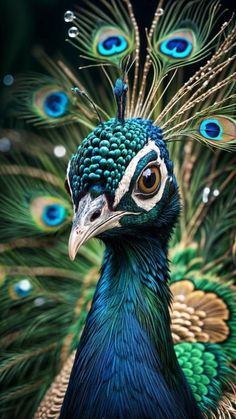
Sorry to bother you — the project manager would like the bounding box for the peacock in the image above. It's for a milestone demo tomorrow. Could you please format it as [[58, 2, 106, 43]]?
[[0, 0, 236, 418]]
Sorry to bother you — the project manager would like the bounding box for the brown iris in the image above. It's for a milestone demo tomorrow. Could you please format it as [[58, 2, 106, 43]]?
[[137, 165, 161, 196]]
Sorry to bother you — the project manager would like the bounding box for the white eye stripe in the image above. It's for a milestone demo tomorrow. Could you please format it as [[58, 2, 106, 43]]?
[[114, 139, 168, 209], [66, 160, 75, 211]]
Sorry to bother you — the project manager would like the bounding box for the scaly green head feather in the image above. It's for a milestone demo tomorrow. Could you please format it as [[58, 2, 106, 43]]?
[[66, 111, 179, 260]]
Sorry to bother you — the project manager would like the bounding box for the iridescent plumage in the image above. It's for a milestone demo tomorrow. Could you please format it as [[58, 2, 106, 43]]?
[[0, 0, 235, 418]]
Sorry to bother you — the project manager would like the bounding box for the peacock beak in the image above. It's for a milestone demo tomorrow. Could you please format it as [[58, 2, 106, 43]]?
[[68, 193, 127, 261]]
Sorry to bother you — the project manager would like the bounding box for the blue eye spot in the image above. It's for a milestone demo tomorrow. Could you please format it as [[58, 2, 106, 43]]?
[[205, 123, 220, 138], [159, 37, 193, 59], [42, 204, 66, 227], [97, 35, 128, 56], [167, 39, 188, 53], [43, 92, 69, 118], [199, 119, 223, 141], [14, 279, 32, 298]]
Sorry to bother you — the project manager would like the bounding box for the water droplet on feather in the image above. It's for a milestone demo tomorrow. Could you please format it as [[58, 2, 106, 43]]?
[[156, 8, 164, 16], [68, 26, 79, 38], [64, 10, 75, 22]]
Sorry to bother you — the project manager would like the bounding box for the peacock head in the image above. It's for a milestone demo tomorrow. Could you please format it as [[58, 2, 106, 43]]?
[[66, 81, 180, 260]]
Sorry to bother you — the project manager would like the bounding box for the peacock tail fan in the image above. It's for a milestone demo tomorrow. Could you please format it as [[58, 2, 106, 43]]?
[[0, 0, 236, 418], [7, 49, 115, 130], [9, 72, 98, 129], [169, 139, 236, 280], [0, 127, 103, 418], [69, 0, 136, 64], [0, 253, 101, 418], [6, 0, 236, 148]]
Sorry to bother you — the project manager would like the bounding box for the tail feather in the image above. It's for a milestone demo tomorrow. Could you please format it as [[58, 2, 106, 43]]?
[[0, 0, 235, 417]]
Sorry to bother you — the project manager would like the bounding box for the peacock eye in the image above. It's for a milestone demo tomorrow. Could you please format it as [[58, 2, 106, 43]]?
[[136, 165, 161, 197], [30, 196, 70, 232], [34, 86, 70, 120], [43, 91, 69, 118], [94, 26, 129, 58]]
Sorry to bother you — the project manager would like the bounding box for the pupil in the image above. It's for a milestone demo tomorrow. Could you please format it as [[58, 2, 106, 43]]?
[[103, 36, 121, 50], [167, 38, 188, 52], [143, 168, 156, 189], [205, 122, 220, 138], [46, 205, 59, 220], [45, 94, 61, 111]]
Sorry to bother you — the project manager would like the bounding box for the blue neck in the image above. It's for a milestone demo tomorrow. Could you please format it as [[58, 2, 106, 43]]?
[[60, 235, 202, 419]]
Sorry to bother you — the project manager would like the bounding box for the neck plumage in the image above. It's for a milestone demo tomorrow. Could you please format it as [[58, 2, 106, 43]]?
[[60, 232, 202, 419]]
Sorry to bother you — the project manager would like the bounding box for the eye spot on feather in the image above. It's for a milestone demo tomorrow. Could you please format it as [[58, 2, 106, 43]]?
[[94, 27, 130, 58], [98, 35, 128, 56], [43, 92, 69, 118], [197, 116, 236, 143], [33, 86, 70, 120], [158, 30, 195, 60], [199, 119, 222, 141], [42, 204, 66, 227], [31, 196, 70, 231], [9, 278, 33, 299]]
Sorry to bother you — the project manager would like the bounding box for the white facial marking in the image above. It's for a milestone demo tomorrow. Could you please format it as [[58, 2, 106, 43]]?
[[66, 160, 75, 210], [114, 139, 169, 211]]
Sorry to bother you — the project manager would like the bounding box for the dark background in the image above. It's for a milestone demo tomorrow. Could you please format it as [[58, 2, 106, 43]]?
[[0, 0, 235, 98], [0, 0, 161, 76]]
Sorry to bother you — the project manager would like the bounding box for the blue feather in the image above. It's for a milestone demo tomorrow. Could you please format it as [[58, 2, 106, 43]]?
[[60, 231, 202, 418]]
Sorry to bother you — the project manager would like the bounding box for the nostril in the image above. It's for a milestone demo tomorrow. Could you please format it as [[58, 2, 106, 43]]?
[[90, 209, 101, 222]]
